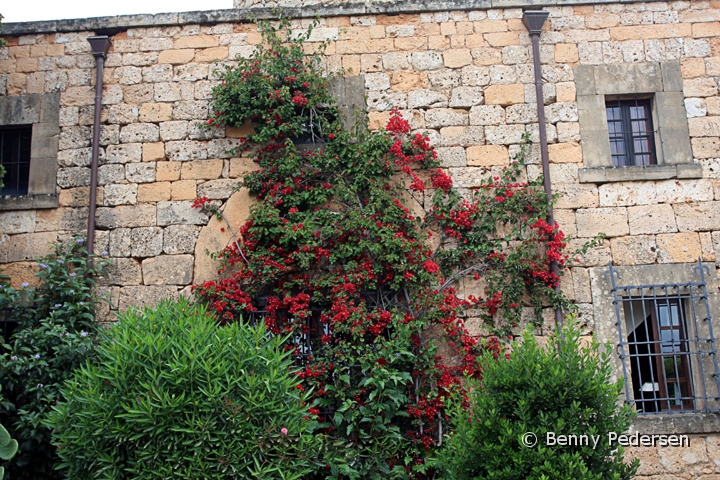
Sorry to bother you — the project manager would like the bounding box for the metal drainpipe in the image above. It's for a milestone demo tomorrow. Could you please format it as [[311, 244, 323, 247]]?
[[522, 10, 563, 330], [86, 36, 112, 257]]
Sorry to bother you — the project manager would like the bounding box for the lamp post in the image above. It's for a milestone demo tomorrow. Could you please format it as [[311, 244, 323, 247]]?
[[522, 10, 563, 330], [86, 35, 111, 257]]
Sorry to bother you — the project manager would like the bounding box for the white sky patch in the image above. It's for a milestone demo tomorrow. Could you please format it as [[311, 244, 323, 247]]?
[[2, 0, 232, 23]]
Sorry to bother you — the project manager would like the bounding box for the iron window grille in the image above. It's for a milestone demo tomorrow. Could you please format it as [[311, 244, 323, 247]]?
[[0, 125, 32, 196], [606, 98, 657, 167], [606, 261, 720, 415]]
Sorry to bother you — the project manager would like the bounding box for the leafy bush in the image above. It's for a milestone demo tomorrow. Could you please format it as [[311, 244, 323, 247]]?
[[47, 297, 323, 480], [0, 422, 18, 479], [439, 322, 638, 480], [0, 239, 108, 479]]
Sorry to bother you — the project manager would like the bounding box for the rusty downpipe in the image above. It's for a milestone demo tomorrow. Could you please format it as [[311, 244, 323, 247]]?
[[86, 36, 111, 257], [522, 10, 563, 331]]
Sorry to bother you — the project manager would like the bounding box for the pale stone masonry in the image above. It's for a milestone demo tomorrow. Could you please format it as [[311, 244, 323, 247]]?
[[3, 0, 720, 475]]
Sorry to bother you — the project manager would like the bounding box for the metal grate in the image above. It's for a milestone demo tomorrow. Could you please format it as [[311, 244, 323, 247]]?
[[606, 98, 657, 167], [606, 261, 720, 415], [0, 126, 32, 196]]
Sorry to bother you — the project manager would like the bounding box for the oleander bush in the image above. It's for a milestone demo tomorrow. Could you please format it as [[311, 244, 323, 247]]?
[[47, 297, 324, 480], [0, 239, 108, 479], [438, 321, 639, 480]]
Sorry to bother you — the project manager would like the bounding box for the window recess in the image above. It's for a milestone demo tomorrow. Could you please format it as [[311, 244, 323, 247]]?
[[607, 261, 720, 415]]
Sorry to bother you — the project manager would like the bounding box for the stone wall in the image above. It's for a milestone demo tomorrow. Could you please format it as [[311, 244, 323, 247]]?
[[2, 0, 720, 475]]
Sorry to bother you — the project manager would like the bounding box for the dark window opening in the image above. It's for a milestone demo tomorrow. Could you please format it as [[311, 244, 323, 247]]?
[[627, 300, 694, 413], [606, 98, 656, 167], [0, 125, 32, 196]]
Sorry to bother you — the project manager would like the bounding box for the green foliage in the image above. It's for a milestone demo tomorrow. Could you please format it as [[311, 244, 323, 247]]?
[[0, 422, 18, 479], [0, 14, 6, 49], [47, 297, 324, 480], [439, 322, 638, 480], [0, 239, 109, 479]]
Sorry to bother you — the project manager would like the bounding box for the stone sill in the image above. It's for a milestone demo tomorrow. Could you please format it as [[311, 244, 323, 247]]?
[[630, 412, 720, 435], [578, 163, 703, 184], [0, 194, 58, 211], [3, 0, 670, 35]]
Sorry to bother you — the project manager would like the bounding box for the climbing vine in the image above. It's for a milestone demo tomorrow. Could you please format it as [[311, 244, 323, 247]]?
[[194, 17, 576, 479]]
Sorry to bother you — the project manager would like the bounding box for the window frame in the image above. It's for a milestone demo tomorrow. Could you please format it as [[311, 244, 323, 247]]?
[[574, 61, 701, 184], [590, 262, 720, 434], [0, 94, 60, 210], [605, 97, 657, 168]]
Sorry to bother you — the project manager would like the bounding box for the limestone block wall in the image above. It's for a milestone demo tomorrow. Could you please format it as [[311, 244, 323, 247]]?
[[2, 0, 720, 475]]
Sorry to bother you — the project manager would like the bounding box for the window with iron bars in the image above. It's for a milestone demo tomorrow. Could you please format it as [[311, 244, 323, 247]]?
[[607, 261, 720, 415]]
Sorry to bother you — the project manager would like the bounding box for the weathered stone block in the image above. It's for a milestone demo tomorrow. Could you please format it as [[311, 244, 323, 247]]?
[[195, 47, 229, 63], [163, 224, 200, 254], [97, 164, 126, 185], [547, 142, 582, 164], [119, 123, 160, 143], [180, 159, 224, 180], [449, 86, 484, 107], [411, 51, 443, 70], [576, 207, 628, 238], [142, 254, 194, 285], [103, 184, 138, 206], [656, 232, 702, 263], [0, 211, 36, 235], [171, 180, 197, 200], [466, 145, 508, 166], [527, 163, 579, 184], [156, 161, 181, 181], [197, 179, 240, 199], [691, 137, 720, 158], [656, 179, 714, 203], [165, 140, 208, 161], [117, 285, 178, 312], [599, 181, 657, 207], [157, 201, 209, 226], [95, 204, 156, 229], [175, 35, 218, 49], [158, 49, 195, 65], [0, 232, 57, 263], [407, 89, 448, 109], [138, 103, 173, 123], [436, 147, 466, 167], [138, 182, 171, 203], [57, 166, 91, 188], [469, 104, 505, 125], [484, 84, 524, 106], [126, 163, 156, 183], [674, 201, 720, 232], [105, 143, 141, 164], [610, 235, 658, 265], [627, 204, 678, 235], [443, 49, 473, 68], [484, 124, 525, 145], [424, 108, 468, 128]]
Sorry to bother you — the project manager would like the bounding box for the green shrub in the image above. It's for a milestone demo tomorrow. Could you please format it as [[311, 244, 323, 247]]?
[[47, 297, 324, 479], [0, 422, 18, 479], [0, 239, 108, 479], [439, 322, 638, 480]]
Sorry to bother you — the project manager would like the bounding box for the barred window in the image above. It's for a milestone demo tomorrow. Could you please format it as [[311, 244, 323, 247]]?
[[606, 98, 657, 167], [0, 125, 32, 196], [608, 262, 720, 415]]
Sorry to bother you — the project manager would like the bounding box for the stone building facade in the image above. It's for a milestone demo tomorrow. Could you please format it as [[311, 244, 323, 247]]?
[[3, 0, 720, 476]]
